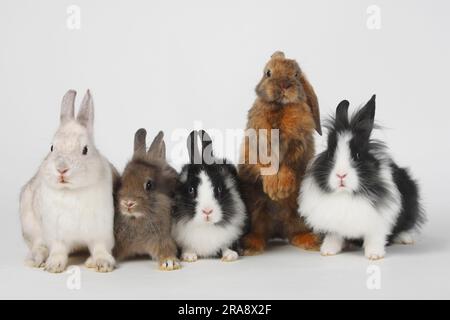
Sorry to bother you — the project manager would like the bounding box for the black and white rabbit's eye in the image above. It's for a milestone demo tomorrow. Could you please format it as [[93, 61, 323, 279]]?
[[355, 153, 361, 160], [50, 145, 54, 152], [188, 186, 195, 195], [82, 146, 88, 155], [266, 69, 271, 77], [145, 180, 153, 191], [216, 186, 223, 196]]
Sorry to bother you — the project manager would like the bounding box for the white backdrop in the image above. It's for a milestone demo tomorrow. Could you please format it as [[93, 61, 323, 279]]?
[[1, 0, 449, 299]]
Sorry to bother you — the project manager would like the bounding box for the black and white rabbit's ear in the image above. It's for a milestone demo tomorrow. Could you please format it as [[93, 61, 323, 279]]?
[[335, 100, 350, 127], [187, 130, 201, 164], [147, 131, 166, 160], [77, 89, 94, 133], [352, 94, 376, 139], [60, 90, 76, 124], [199, 130, 214, 165], [133, 128, 147, 158]]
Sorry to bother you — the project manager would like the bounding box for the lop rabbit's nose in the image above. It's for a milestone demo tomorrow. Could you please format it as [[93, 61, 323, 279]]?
[[280, 80, 291, 90], [202, 208, 213, 216]]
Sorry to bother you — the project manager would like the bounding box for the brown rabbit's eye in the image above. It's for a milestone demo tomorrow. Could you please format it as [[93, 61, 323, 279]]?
[[266, 69, 271, 77], [50, 145, 54, 152], [82, 146, 88, 155], [145, 180, 153, 191]]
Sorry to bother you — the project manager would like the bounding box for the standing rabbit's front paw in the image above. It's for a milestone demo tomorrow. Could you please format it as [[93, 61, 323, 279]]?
[[44, 254, 68, 273], [262, 175, 279, 201], [276, 167, 296, 200], [221, 249, 239, 262], [182, 252, 198, 262], [159, 258, 181, 271], [85, 255, 115, 273]]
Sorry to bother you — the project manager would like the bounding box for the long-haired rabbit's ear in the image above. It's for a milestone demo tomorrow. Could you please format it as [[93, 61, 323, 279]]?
[[199, 130, 214, 164], [133, 128, 147, 159], [60, 90, 76, 124], [300, 74, 322, 135], [352, 94, 376, 139], [147, 131, 166, 160], [77, 89, 94, 133], [187, 130, 201, 164], [335, 100, 350, 127]]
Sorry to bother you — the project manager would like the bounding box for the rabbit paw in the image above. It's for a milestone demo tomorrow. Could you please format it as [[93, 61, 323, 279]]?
[[365, 246, 385, 260], [221, 249, 239, 262], [276, 167, 296, 200], [159, 259, 181, 271], [320, 234, 343, 256], [27, 247, 48, 268], [291, 232, 321, 251], [44, 254, 67, 273], [85, 255, 115, 273], [262, 175, 279, 200], [182, 252, 198, 262], [242, 234, 266, 256], [393, 232, 414, 245]]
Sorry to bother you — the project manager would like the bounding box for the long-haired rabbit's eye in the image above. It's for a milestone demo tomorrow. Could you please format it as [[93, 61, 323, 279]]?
[[216, 186, 223, 197], [356, 153, 360, 160], [266, 69, 271, 77], [188, 186, 195, 195], [82, 146, 88, 155], [50, 145, 54, 152], [145, 180, 153, 191]]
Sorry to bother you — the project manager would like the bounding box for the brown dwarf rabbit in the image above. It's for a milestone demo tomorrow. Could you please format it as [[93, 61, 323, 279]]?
[[114, 129, 180, 271], [238, 51, 322, 255]]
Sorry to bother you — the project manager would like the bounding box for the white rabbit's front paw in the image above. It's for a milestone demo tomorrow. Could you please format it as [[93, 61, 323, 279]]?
[[365, 247, 385, 260], [44, 254, 68, 273], [182, 252, 198, 262], [221, 249, 239, 262], [320, 234, 343, 256], [159, 259, 181, 271], [85, 255, 115, 273], [27, 247, 48, 268]]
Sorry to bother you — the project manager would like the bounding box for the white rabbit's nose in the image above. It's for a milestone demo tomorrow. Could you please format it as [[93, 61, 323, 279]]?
[[57, 168, 69, 175]]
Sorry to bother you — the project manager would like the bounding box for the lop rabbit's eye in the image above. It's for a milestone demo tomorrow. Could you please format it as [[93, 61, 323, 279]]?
[[82, 146, 88, 155], [50, 145, 54, 152], [266, 69, 271, 77], [145, 180, 153, 191]]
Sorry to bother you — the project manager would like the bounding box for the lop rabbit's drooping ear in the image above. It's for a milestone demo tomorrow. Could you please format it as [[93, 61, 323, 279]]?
[[76, 89, 94, 134], [60, 90, 76, 123], [300, 74, 322, 135]]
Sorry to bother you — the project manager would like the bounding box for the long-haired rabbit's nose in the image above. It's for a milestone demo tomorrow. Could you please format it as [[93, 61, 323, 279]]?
[[202, 208, 213, 216], [337, 173, 347, 179]]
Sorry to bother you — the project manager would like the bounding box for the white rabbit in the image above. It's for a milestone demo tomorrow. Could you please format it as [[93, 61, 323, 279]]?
[[20, 90, 116, 273]]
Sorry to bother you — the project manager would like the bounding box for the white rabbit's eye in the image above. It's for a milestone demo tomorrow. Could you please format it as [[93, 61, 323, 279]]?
[[145, 180, 153, 191], [50, 145, 54, 152], [266, 69, 271, 77], [82, 146, 88, 155]]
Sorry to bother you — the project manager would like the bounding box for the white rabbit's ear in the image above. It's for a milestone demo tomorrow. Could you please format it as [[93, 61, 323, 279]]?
[[77, 89, 94, 133], [147, 131, 166, 160], [60, 90, 76, 123]]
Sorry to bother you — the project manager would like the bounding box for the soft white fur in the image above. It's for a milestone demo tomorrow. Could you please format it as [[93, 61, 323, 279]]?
[[299, 132, 403, 260], [20, 90, 115, 273], [173, 171, 246, 262]]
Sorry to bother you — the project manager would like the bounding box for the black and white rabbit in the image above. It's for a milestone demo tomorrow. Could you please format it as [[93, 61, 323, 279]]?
[[299, 95, 425, 260], [172, 130, 247, 262]]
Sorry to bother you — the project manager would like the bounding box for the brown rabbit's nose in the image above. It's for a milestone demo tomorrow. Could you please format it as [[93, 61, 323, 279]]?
[[121, 200, 137, 210], [202, 208, 213, 216], [280, 80, 292, 90]]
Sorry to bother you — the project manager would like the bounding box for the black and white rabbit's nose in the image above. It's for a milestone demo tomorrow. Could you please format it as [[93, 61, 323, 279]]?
[[202, 208, 213, 216], [337, 173, 347, 179]]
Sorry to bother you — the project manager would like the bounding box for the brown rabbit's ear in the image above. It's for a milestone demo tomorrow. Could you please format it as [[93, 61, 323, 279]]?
[[271, 51, 285, 60], [300, 74, 322, 135], [133, 128, 147, 158], [147, 131, 166, 160]]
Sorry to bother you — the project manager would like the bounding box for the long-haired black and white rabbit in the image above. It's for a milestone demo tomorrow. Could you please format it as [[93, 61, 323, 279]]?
[[299, 95, 425, 260], [172, 130, 247, 262]]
